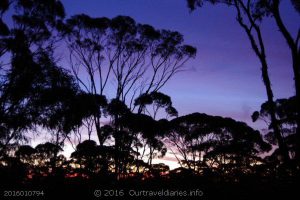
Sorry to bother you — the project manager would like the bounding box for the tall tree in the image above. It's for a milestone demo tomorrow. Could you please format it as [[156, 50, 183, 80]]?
[[0, 0, 87, 156], [187, 0, 290, 162], [253, 0, 300, 162], [62, 14, 196, 148]]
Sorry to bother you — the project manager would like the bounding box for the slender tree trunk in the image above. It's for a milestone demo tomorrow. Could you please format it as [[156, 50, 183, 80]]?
[[272, 0, 300, 162], [113, 115, 121, 179], [294, 62, 300, 162], [261, 59, 290, 163], [291, 51, 300, 162], [148, 146, 153, 166], [51, 132, 60, 176], [234, 0, 290, 162], [95, 121, 103, 146]]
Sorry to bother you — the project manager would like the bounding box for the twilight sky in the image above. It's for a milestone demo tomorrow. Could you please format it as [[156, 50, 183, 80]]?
[[60, 0, 299, 130]]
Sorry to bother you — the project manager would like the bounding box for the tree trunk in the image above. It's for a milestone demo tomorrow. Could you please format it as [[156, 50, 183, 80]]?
[[95, 122, 103, 146], [272, 0, 300, 162], [234, 0, 290, 163], [260, 58, 290, 163]]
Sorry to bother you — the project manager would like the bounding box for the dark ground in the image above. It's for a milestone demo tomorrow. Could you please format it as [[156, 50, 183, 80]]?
[[0, 174, 298, 200]]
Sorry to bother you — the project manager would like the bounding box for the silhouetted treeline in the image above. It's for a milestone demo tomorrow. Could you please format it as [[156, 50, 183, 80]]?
[[0, 107, 299, 199], [188, 0, 300, 166], [0, 0, 299, 199]]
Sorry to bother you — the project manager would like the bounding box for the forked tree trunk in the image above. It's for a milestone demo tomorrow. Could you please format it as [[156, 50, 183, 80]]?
[[261, 59, 290, 163], [272, 0, 300, 162], [234, 0, 290, 162]]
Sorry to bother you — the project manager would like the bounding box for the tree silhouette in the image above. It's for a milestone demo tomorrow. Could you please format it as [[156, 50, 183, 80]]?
[[265, 0, 300, 163], [62, 14, 195, 148], [134, 92, 178, 119], [252, 96, 297, 161], [0, 1, 298, 198], [116, 112, 169, 171], [71, 140, 113, 175], [35, 142, 62, 173], [15, 145, 36, 166], [187, 0, 290, 163], [239, 0, 300, 164], [0, 0, 89, 157], [166, 113, 271, 179], [149, 163, 170, 178]]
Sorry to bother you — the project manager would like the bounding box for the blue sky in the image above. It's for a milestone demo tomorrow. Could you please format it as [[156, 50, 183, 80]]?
[[2, 0, 298, 169], [60, 0, 299, 130], [16, 0, 297, 169]]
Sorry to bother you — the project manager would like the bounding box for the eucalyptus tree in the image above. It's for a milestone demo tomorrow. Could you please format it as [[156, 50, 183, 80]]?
[[15, 145, 36, 166], [166, 113, 271, 176], [105, 99, 132, 175], [134, 92, 178, 119], [132, 92, 177, 168], [117, 112, 169, 169], [187, 0, 291, 163], [0, 0, 87, 156], [252, 96, 297, 161], [251, 0, 300, 163], [62, 14, 196, 145], [71, 140, 115, 175]]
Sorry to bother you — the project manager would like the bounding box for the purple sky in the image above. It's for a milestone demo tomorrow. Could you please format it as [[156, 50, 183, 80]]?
[[60, 0, 299, 130]]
